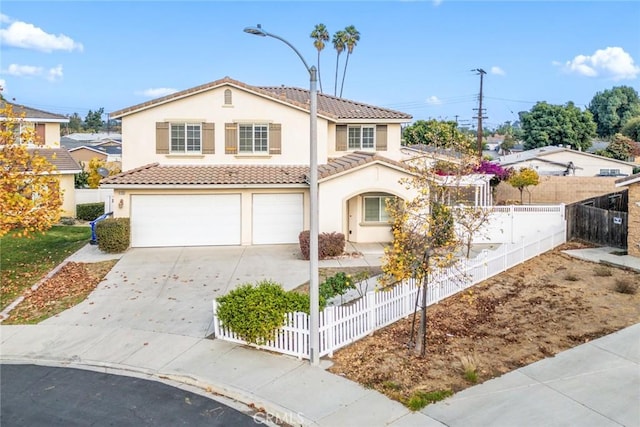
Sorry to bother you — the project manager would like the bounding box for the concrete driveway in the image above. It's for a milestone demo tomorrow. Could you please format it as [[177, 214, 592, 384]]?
[[43, 243, 384, 338]]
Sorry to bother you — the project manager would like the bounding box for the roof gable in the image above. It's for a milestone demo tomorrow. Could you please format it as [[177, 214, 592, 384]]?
[[110, 76, 411, 122], [28, 148, 81, 173], [1, 101, 68, 122]]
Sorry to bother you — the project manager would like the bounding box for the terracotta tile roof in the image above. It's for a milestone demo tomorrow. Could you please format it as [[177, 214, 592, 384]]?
[[1, 101, 68, 121], [28, 148, 82, 173], [319, 151, 409, 179], [101, 153, 410, 187], [110, 76, 411, 122], [101, 163, 310, 186]]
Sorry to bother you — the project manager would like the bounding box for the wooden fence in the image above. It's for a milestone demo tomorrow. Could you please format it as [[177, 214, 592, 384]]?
[[212, 224, 567, 360], [566, 191, 628, 249]]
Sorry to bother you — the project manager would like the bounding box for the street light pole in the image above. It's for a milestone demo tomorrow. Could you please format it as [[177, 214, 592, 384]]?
[[244, 25, 320, 366]]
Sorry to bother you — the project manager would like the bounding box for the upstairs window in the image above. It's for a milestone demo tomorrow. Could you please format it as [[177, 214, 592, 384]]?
[[239, 123, 268, 154], [170, 123, 201, 153], [224, 89, 232, 105], [348, 125, 375, 150]]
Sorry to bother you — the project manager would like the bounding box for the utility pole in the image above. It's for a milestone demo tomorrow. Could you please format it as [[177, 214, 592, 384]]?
[[472, 68, 487, 158]]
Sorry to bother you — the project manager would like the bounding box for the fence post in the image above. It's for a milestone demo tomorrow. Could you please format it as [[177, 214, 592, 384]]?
[[367, 292, 376, 334], [212, 300, 219, 338], [326, 307, 334, 358]]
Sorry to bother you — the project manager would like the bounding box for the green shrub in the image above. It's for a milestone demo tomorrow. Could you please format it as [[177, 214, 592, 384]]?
[[76, 203, 105, 221], [96, 218, 130, 253], [299, 230, 345, 260], [216, 280, 311, 345], [319, 272, 356, 301]]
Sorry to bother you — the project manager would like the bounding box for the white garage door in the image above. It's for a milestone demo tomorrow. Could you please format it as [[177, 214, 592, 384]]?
[[131, 194, 241, 247], [252, 193, 303, 244]]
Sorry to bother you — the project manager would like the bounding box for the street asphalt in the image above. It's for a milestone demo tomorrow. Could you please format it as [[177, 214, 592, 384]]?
[[0, 243, 638, 426]]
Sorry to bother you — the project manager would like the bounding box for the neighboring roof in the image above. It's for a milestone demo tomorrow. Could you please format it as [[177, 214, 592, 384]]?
[[401, 144, 465, 160], [0, 101, 68, 123], [68, 146, 109, 156], [29, 148, 82, 173], [615, 172, 640, 187], [497, 145, 635, 167], [319, 151, 409, 180], [110, 76, 412, 122], [65, 133, 122, 142], [101, 163, 309, 187]]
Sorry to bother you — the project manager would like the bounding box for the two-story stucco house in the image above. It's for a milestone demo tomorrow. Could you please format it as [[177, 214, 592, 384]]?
[[103, 77, 416, 248], [1, 101, 80, 217]]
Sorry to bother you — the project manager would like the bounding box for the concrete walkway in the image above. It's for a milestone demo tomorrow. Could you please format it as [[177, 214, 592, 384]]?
[[1, 243, 639, 426]]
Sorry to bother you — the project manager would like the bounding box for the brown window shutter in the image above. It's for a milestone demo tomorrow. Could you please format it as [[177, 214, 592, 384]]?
[[202, 122, 215, 154], [269, 123, 282, 154], [225, 123, 238, 154], [376, 125, 388, 151], [35, 124, 46, 144], [156, 122, 169, 154], [336, 125, 347, 151]]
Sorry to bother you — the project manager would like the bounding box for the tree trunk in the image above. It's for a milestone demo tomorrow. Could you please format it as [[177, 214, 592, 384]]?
[[414, 271, 429, 357]]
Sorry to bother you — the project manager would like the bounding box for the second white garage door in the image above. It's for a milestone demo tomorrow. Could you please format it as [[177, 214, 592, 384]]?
[[131, 194, 241, 247], [252, 193, 304, 244]]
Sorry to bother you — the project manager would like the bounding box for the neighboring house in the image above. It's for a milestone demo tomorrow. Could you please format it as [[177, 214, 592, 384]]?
[[29, 148, 82, 217], [68, 143, 122, 164], [65, 132, 122, 143], [0, 101, 68, 147], [485, 135, 504, 151], [495, 146, 636, 177], [103, 77, 415, 247], [615, 173, 640, 257]]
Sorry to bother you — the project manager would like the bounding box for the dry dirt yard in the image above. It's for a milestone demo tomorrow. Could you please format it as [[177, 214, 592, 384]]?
[[327, 241, 640, 408]]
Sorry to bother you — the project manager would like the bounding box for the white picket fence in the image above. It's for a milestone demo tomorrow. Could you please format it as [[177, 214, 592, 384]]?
[[211, 223, 567, 360]]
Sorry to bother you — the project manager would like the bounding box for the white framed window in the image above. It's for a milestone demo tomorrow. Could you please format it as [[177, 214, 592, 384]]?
[[348, 125, 375, 150], [170, 123, 201, 153], [599, 168, 621, 176], [239, 123, 268, 153], [363, 195, 392, 222]]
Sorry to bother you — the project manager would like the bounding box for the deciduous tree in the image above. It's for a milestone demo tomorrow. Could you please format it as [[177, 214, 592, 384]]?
[[588, 86, 640, 138], [519, 102, 596, 151], [0, 102, 62, 237], [508, 167, 539, 204], [402, 119, 476, 153], [595, 133, 640, 161], [621, 116, 640, 142]]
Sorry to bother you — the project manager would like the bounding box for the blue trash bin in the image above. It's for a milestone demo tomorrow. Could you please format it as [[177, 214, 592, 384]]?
[[90, 212, 113, 245]]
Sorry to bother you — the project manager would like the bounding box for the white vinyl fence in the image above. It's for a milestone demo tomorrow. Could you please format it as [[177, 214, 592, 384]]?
[[75, 189, 113, 213], [212, 223, 567, 360]]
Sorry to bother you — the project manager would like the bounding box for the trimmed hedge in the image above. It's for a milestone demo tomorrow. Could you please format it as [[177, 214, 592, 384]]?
[[216, 280, 310, 344], [299, 230, 345, 260], [76, 202, 105, 221], [96, 218, 130, 253]]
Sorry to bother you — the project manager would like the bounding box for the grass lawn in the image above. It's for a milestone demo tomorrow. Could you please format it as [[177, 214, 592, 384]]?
[[1, 226, 92, 311]]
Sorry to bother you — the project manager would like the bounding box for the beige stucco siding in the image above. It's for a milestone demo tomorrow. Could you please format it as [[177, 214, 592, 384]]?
[[44, 123, 61, 147], [319, 163, 415, 243], [121, 86, 330, 171], [59, 175, 76, 217], [70, 148, 107, 165]]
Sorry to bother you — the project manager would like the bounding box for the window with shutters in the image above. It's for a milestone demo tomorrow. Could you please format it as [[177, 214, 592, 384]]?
[[363, 194, 393, 223], [170, 123, 201, 153], [239, 123, 268, 154], [348, 125, 375, 150]]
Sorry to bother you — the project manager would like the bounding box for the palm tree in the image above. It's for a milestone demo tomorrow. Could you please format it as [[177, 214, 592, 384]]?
[[332, 30, 347, 97], [310, 24, 330, 94], [339, 25, 360, 98]]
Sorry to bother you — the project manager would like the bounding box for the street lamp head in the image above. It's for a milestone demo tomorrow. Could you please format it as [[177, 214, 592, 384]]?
[[244, 24, 267, 37]]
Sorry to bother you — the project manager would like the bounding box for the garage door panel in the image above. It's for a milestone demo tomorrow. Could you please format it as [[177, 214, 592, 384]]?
[[131, 194, 240, 247], [253, 194, 303, 244]]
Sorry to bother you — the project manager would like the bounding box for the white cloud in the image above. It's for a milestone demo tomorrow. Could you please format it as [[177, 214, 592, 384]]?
[[426, 95, 442, 105], [6, 63, 42, 77], [138, 88, 179, 98], [0, 14, 11, 24], [47, 65, 63, 81], [490, 66, 506, 76], [562, 47, 639, 80], [0, 17, 83, 53]]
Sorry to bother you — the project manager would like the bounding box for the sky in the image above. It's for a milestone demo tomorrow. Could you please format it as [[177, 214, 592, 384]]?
[[1, 1, 639, 129]]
